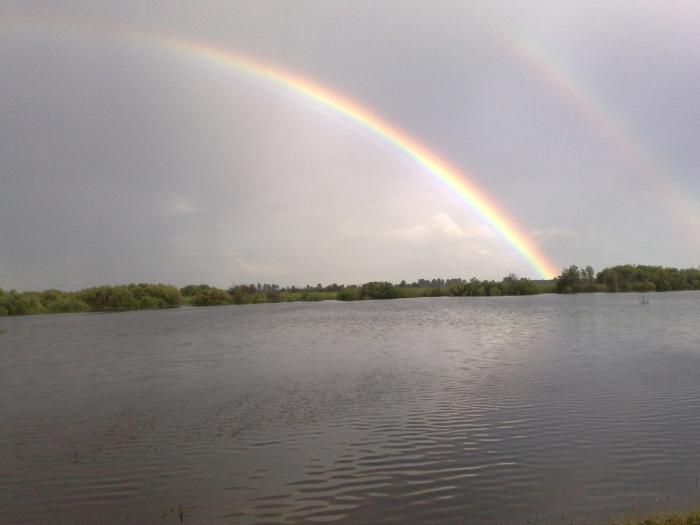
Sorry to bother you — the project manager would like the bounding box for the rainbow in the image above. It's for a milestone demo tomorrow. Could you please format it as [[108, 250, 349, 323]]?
[[502, 33, 700, 243], [158, 38, 558, 278], [0, 15, 559, 278]]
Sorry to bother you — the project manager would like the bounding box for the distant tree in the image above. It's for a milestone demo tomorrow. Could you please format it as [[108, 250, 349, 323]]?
[[180, 284, 211, 297], [597, 268, 618, 292], [448, 281, 468, 296], [337, 287, 361, 301], [360, 282, 402, 300], [583, 265, 595, 292], [265, 288, 281, 302], [555, 265, 581, 293], [192, 287, 231, 306]]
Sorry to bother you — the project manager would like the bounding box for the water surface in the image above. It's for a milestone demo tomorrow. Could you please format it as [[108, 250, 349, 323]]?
[[2, 293, 700, 523]]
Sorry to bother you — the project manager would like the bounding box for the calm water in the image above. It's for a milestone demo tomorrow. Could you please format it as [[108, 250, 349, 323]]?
[[2, 293, 700, 524]]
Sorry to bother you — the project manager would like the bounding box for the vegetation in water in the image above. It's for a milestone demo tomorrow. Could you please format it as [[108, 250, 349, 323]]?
[[614, 509, 700, 525], [555, 264, 700, 293], [1, 264, 698, 317], [0, 284, 180, 316], [161, 503, 189, 522]]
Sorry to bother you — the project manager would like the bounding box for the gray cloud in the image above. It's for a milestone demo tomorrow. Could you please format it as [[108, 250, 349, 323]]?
[[1, 1, 699, 290]]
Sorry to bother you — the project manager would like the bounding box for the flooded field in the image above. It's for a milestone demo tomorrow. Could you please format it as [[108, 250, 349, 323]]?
[[2, 292, 700, 523]]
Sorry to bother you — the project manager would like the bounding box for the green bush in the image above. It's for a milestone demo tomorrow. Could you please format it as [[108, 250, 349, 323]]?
[[336, 287, 361, 301], [0, 290, 46, 315], [77, 284, 180, 311], [46, 296, 90, 313], [192, 287, 231, 306], [180, 284, 211, 297], [360, 282, 402, 300], [595, 265, 700, 293]]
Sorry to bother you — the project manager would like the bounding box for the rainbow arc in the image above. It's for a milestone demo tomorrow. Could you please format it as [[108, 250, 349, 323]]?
[[1, 15, 560, 278]]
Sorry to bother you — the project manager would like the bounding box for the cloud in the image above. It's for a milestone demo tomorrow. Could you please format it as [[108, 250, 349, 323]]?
[[382, 213, 495, 243], [530, 228, 575, 241], [432, 213, 496, 239], [383, 224, 429, 242], [162, 194, 197, 215], [230, 255, 291, 280], [3, 2, 700, 289]]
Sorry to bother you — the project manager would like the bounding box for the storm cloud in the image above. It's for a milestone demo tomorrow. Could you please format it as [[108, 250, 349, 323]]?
[[1, 1, 699, 289]]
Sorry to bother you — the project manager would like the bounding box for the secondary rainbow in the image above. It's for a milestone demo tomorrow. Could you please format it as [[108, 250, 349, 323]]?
[[0, 15, 559, 278], [501, 32, 700, 243]]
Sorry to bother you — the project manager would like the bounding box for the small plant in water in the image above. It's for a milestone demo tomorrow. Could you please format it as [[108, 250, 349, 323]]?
[[639, 295, 650, 305], [161, 504, 189, 522], [617, 508, 700, 524]]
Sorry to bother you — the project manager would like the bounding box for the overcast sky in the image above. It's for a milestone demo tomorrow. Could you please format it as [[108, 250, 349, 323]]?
[[1, 1, 699, 290]]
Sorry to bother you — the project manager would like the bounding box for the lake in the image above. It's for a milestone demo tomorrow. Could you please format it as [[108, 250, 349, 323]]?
[[2, 292, 700, 524]]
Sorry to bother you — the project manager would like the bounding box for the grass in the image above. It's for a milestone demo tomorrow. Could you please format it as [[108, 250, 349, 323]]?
[[615, 510, 700, 525], [161, 503, 189, 521]]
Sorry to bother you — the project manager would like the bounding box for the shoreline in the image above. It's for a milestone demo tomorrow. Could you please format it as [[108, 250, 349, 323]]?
[[2, 264, 699, 317]]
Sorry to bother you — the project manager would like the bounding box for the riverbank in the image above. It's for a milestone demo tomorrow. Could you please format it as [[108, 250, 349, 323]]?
[[0, 277, 554, 316], [2, 263, 699, 316], [616, 509, 700, 524]]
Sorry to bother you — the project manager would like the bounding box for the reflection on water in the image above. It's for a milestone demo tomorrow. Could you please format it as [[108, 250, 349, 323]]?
[[2, 292, 700, 523]]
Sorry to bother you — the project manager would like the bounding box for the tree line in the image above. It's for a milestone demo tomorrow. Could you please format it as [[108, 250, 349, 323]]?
[[554, 264, 700, 293], [1, 265, 698, 316], [0, 284, 180, 316], [178, 274, 552, 306]]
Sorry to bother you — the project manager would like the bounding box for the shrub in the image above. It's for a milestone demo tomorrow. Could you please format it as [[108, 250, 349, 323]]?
[[192, 287, 231, 306], [46, 296, 90, 313], [337, 287, 361, 301], [360, 282, 402, 300]]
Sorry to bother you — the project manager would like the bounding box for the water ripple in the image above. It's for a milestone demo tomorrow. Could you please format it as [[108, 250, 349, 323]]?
[[2, 294, 700, 523]]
